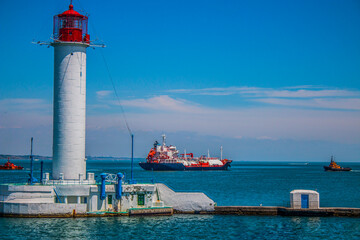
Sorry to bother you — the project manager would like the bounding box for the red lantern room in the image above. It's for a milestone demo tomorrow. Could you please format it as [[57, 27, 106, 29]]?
[[53, 3, 90, 43]]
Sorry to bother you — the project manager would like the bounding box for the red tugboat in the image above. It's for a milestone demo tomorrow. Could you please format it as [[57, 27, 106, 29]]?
[[0, 158, 24, 170], [139, 135, 232, 171], [323, 156, 351, 172]]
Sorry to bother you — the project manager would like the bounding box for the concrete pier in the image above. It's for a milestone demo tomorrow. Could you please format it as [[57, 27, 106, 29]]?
[[2, 205, 360, 218], [0, 182, 213, 217], [1, 181, 358, 218], [212, 206, 360, 217]]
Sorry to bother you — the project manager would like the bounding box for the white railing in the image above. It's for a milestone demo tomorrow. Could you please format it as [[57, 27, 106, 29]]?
[[42, 179, 96, 185]]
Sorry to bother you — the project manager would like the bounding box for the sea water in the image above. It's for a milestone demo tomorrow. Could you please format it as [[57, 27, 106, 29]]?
[[0, 160, 360, 239]]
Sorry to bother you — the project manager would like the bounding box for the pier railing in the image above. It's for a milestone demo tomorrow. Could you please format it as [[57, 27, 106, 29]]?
[[42, 179, 96, 185]]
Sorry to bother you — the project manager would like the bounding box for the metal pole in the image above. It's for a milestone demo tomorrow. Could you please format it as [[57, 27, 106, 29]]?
[[40, 161, 44, 183], [131, 134, 134, 182], [30, 137, 33, 185]]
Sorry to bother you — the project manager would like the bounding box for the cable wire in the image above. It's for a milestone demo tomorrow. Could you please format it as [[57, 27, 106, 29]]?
[[99, 49, 133, 136], [76, 0, 133, 136]]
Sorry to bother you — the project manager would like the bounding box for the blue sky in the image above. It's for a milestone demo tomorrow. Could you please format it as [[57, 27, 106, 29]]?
[[0, 0, 360, 161]]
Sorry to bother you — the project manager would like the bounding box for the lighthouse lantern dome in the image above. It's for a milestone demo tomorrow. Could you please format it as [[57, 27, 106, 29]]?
[[53, 4, 90, 43]]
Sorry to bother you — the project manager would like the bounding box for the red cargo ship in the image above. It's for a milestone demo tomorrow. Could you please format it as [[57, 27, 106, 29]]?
[[139, 135, 232, 171]]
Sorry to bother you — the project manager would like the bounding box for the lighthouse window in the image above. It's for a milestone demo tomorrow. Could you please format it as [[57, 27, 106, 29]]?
[[69, 31, 72, 35], [108, 195, 112, 205]]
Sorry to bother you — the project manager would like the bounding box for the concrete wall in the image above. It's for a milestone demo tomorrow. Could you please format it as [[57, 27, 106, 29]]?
[[0, 184, 54, 203], [0, 184, 92, 214], [54, 185, 91, 197], [0, 202, 86, 215], [156, 184, 215, 212], [118, 184, 156, 212]]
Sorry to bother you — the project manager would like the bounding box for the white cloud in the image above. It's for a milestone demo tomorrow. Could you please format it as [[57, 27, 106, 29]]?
[[168, 86, 360, 98], [168, 86, 360, 111], [0, 98, 51, 129], [256, 136, 278, 141], [96, 90, 113, 99], [86, 94, 360, 145], [0, 98, 51, 113], [87, 96, 360, 145], [2, 86, 360, 151], [255, 98, 360, 110], [117, 95, 211, 114]]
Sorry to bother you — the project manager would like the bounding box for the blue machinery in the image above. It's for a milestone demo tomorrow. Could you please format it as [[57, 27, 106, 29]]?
[[116, 173, 123, 200], [100, 173, 107, 200], [100, 172, 124, 200]]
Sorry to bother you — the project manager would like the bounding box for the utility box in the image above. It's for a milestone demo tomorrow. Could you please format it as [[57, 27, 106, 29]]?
[[290, 190, 319, 209]]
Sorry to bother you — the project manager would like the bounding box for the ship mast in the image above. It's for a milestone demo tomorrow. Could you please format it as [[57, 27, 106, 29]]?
[[161, 134, 166, 152], [220, 146, 223, 161], [162, 134, 166, 146]]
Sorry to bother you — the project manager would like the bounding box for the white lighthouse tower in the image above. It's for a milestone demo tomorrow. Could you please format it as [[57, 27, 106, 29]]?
[[51, 3, 90, 180]]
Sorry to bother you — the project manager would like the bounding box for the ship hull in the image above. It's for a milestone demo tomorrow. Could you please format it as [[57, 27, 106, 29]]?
[[0, 167, 23, 170], [323, 166, 351, 171], [139, 162, 231, 171]]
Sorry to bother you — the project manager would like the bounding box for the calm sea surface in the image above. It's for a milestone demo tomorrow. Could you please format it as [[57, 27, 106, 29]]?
[[1, 160, 360, 239]]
